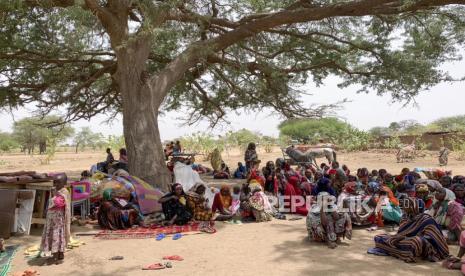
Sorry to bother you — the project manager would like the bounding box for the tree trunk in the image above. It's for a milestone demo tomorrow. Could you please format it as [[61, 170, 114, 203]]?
[[75, 143, 79, 154], [115, 40, 171, 191]]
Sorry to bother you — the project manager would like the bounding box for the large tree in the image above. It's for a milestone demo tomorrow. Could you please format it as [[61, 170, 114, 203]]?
[[1, 0, 465, 189]]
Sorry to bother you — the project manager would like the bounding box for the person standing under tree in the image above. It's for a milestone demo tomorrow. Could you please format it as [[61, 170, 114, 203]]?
[[40, 174, 71, 265], [244, 142, 258, 173]]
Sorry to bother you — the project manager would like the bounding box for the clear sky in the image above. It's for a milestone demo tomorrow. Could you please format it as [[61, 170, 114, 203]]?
[[1, 59, 464, 141]]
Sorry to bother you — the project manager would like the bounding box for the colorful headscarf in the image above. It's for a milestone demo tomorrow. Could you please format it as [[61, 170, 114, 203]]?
[[368, 182, 380, 193], [415, 184, 429, 193], [219, 185, 232, 209], [343, 182, 357, 194], [103, 188, 113, 201]]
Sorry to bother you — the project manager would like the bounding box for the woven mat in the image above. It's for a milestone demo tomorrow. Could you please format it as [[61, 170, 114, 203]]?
[[0, 245, 19, 276]]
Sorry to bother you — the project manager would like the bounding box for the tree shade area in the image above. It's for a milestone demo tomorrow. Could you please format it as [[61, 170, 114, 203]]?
[[1, 1, 465, 189]]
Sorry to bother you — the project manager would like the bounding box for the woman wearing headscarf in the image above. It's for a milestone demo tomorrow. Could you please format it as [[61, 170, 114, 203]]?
[[372, 197, 449, 263], [248, 185, 273, 222], [379, 181, 402, 224], [427, 187, 463, 243], [365, 182, 384, 230], [212, 185, 233, 215], [159, 183, 192, 225], [97, 188, 140, 230], [284, 175, 308, 216], [187, 183, 233, 221], [247, 160, 265, 187], [415, 183, 434, 209], [306, 192, 352, 249], [40, 174, 71, 265], [311, 177, 336, 197], [186, 183, 214, 221], [244, 142, 258, 173], [452, 184, 465, 207], [262, 161, 277, 194]]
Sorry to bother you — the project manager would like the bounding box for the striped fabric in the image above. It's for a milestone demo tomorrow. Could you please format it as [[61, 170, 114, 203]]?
[[374, 213, 449, 263]]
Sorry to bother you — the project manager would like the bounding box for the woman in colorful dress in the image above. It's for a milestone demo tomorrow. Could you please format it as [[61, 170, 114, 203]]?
[[97, 188, 140, 230], [244, 142, 258, 173], [427, 187, 463, 243], [40, 174, 71, 265], [186, 183, 233, 221], [159, 183, 192, 225], [452, 183, 465, 207], [248, 185, 273, 222], [211, 185, 233, 215], [262, 161, 277, 194], [284, 175, 308, 216], [372, 197, 449, 263], [306, 192, 352, 249]]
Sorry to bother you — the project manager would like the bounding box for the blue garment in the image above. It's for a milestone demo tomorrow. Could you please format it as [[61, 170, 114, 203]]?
[[403, 174, 416, 192], [234, 165, 247, 179], [311, 177, 336, 196]]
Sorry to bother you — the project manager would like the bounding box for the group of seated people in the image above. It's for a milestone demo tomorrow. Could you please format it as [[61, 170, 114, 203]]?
[[164, 141, 182, 160], [90, 151, 465, 269], [95, 148, 128, 174]]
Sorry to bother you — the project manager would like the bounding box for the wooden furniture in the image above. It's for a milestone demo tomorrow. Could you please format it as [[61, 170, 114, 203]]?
[[0, 180, 53, 226]]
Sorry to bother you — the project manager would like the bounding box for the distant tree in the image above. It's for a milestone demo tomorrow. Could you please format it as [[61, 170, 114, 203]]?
[[428, 115, 465, 132], [225, 129, 262, 150], [12, 116, 74, 154], [278, 118, 350, 143], [0, 132, 20, 153], [369, 127, 392, 137], [388, 122, 402, 133], [73, 127, 105, 153], [386, 120, 425, 135]]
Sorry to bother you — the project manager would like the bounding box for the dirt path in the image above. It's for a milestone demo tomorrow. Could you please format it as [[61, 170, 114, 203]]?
[[9, 220, 458, 276]]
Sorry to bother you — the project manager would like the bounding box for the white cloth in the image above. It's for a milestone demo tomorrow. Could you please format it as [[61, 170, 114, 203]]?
[[175, 162, 216, 208], [174, 162, 204, 192]]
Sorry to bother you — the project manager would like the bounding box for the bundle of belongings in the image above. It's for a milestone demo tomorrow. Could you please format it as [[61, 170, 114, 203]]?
[[84, 170, 165, 230]]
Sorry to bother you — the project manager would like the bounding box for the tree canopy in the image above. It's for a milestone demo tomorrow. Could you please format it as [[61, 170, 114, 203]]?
[[73, 127, 105, 153], [2, 1, 465, 124], [429, 115, 465, 131], [370, 115, 465, 137], [2, 0, 465, 188], [12, 115, 74, 154]]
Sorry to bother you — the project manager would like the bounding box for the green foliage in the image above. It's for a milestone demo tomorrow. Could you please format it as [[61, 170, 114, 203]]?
[[278, 118, 371, 151], [2, 2, 465, 127], [278, 118, 349, 144], [12, 116, 74, 154], [383, 136, 402, 149], [224, 129, 261, 151], [369, 127, 392, 137], [106, 135, 126, 152], [339, 128, 372, 152], [0, 132, 19, 153], [73, 127, 105, 152], [179, 132, 223, 160], [427, 115, 465, 132]]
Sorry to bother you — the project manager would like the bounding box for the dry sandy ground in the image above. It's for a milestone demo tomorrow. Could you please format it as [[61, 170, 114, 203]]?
[[1, 147, 464, 178], [1, 148, 463, 275], [8, 221, 459, 276]]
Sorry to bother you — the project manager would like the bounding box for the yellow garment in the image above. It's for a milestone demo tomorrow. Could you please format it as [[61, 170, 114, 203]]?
[[210, 148, 222, 172], [25, 237, 85, 256], [92, 172, 106, 181]]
